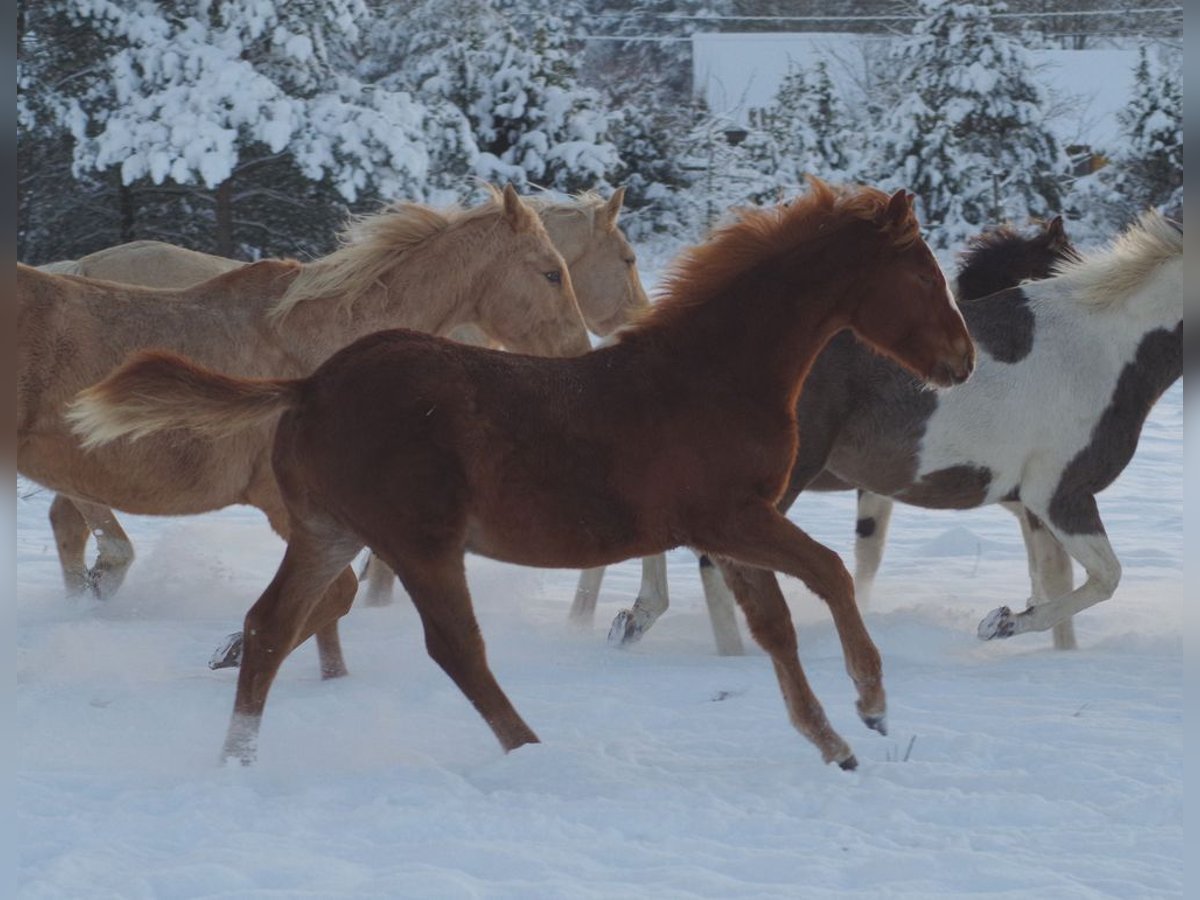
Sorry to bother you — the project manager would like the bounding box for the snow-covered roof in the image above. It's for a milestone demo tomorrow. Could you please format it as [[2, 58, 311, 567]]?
[[692, 32, 1139, 149]]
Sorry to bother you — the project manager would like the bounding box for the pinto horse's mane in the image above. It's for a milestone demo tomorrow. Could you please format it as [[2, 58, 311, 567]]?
[[1052, 209, 1182, 310], [627, 179, 921, 335], [270, 192, 508, 320]]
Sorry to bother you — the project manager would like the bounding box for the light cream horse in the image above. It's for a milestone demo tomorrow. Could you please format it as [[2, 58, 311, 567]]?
[[19, 185, 589, 678]]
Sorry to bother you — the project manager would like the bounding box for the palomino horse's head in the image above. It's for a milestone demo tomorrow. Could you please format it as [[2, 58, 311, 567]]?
[[533, 187, 650, 336], [843, 189, 975, 388], [475, 185, 592, 357]]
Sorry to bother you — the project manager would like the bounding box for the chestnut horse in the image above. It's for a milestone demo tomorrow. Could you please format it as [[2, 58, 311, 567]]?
[[579, 216, 1080, 653], [34, 189, 645, 621], [19, 185, 585, 677], [70, 180, 974, 769]]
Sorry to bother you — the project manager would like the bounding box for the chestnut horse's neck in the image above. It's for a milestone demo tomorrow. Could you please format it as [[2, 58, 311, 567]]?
[[275, 215, 507, 367], [628, 242, 855, 402]]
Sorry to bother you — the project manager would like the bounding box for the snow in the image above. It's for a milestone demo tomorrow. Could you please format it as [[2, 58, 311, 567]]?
[[15, 364, 1182, 894], [693, 32, 1139, 149]]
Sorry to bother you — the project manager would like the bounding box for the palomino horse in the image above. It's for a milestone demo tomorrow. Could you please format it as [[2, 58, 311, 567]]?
[[19, 185, 587, 678], [578, 216, 1081, 654], [70, 180, 975, 769], [34, 189, 646, 625], [641, 210, 1181, 657]]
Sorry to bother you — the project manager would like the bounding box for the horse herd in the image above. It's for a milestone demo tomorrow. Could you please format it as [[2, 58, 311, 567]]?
[[16, 179, 1183, 770]]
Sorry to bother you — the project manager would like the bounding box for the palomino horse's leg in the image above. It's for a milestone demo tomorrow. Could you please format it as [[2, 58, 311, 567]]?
[[853, 491, 895, 607], [978, 495, 1118, 642], [387, 553, 539, 752], [703, 505, 887, 736], [608, 554, 671, 647], [48, 495, 91, 595], [50, 496, 135, 597], [222, 526, 363, 764], [698, 555, 745, 656], [1004, 503, 1077, 650], [359, 552, 399, 607], [715, 559, 858, 769], [569, 566, 606, 625]]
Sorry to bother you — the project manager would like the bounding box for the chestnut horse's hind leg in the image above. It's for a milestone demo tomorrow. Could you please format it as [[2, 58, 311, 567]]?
[[222, 526, 363, 765], [387, 553, 539, 752], [702, 505, 887, 754]]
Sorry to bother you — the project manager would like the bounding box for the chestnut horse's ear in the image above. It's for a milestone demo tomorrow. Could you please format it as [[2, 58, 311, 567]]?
[[501, 183, 537, 233], [882, 189, 913, 226], [603, 186, 626, 231]]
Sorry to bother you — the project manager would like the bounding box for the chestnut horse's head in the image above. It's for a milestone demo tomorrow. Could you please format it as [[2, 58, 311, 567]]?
[[844, 189, 974, 387], [533, 187, 650, 337], [476, 184, 592, 357]]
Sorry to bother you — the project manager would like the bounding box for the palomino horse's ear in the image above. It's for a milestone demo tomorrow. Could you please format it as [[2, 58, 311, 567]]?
[[501, 183, 537, 233], [603, 186, 626, 231]]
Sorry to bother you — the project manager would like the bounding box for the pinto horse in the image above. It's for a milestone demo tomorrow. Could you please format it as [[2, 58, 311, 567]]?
[[70, 180, 974, 769], [694, 210, 1179, 654], [580, 216, 1081, 653]]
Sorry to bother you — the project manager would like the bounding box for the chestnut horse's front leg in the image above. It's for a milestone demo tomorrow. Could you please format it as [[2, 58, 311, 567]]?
[[700, 504, 887, 765]]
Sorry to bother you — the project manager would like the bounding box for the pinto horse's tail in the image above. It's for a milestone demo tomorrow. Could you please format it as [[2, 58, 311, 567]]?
[[67, 350, 300, 449]]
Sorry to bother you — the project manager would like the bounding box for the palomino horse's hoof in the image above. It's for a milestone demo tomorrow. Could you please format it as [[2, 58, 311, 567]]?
[[977, 606, 1015, 640], [208, 632, 244, 669], [607, 609, 644, 647]]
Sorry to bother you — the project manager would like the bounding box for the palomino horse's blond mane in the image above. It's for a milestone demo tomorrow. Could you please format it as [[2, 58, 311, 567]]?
[[270, 194, 510, 321], [1052, 209, 1183, 311]]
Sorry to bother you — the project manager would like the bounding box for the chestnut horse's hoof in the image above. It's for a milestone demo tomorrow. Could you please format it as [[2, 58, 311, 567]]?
[[837, 754, 859, 771], [209, 632, 244, 669], [977, 606, 1016, 640], [861, 713, 888, 736]]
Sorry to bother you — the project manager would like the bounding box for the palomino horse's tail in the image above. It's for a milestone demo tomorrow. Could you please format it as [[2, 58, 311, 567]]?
[[67, 350, 300, 449]]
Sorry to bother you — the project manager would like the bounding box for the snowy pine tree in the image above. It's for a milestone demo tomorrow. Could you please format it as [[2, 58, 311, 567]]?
[[866, 0, 1069, 248], [1117, 46, 1183, 211], [762, 61, 859, 189]]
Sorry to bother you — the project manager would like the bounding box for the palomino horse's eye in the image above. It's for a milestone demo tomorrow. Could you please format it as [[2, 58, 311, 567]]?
[[544, 270, 562, 285]]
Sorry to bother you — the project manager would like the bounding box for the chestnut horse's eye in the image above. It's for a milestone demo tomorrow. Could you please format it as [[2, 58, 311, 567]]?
[[544, 270, 562, 285]]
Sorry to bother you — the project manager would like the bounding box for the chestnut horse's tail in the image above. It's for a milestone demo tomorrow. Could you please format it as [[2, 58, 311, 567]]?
[[67, 350, 301, 449]]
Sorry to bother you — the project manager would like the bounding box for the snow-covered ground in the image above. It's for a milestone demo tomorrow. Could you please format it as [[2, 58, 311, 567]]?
[[15, 367, 1182, 897]]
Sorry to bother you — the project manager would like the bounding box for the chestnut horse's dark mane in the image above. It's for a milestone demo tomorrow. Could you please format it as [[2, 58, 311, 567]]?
[[627, 179, 922, 336]]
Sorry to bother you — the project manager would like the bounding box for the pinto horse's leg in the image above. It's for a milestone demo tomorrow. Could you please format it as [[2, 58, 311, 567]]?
[[569, 566, 606, 625], [608, 554, 671, 647], [360, 552, 398, 607], [389, 554, 539, 753], [853, 491, 894, 607], [979, 495, 1117, 642], [48, 495, 91, 595], [222, 527, 363, 765], [698, 555, 745, 656], [1004, 503, 1078, 650]]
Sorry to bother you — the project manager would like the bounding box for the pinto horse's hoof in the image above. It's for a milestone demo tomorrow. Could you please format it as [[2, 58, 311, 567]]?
[[208, 632, 244, 670], [978, 606, 1016, 640], [607, 609, 644, 647]]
